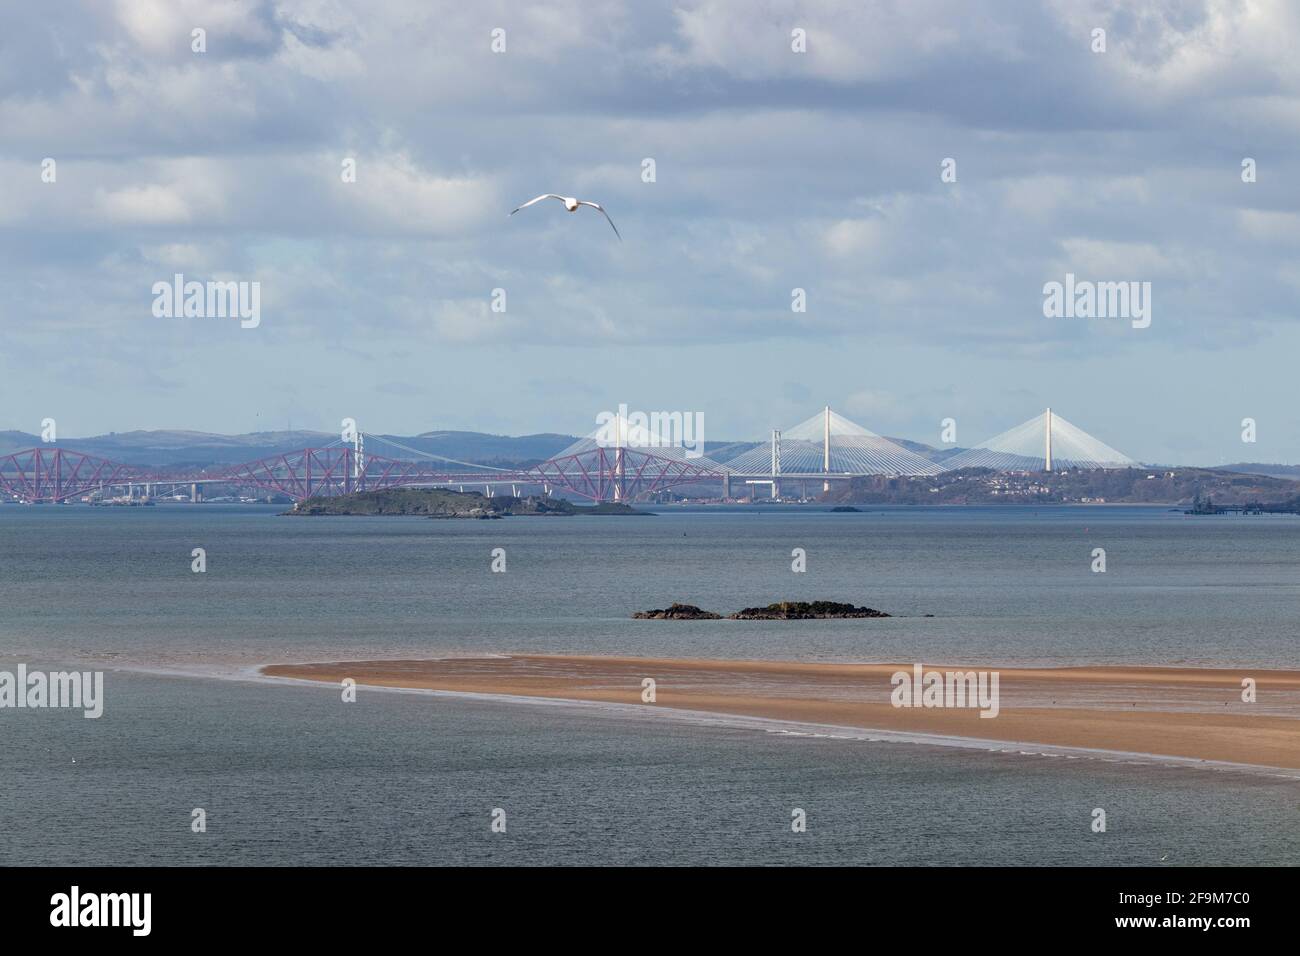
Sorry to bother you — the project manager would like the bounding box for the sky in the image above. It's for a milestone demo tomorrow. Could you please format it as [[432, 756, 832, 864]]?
[[2, 0, 1299, 466]]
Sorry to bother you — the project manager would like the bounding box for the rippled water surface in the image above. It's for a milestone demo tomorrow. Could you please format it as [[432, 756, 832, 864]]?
[[1, 504, 1296, 865]]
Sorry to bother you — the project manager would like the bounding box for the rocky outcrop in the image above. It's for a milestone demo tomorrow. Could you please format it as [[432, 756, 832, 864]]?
[[287, 488, 651, 517], [727, 601, 891, 620], [632, 603, 723, 620], [634, 600, 893, 620]]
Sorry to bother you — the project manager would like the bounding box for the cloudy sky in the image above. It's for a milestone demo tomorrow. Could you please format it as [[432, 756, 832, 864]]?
[[2, 0, 1299, 465]]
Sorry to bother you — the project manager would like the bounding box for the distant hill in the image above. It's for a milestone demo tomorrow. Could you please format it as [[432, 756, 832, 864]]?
[[369, 431, 574, 467], [885, 437, 967, 463], [826, 467, 1300, 506], [704, 436, 963, 465], [0, 427, 755, 470], [1214, 463, 1300, 480], [0, 430, 41, 450], [0, 427, 791, 469], [0, 429, 335, 467], [1, 427, 1292, 476]]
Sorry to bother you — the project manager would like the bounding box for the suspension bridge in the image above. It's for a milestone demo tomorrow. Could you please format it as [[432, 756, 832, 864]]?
[[0, 407, 1138, 504]]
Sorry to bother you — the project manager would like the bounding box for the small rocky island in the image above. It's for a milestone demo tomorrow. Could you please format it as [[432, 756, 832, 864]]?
[[729, 601, 890, 619], [633, 603, 722, 620], [634, 600, 891, 620], [287, 488, 651, 517]]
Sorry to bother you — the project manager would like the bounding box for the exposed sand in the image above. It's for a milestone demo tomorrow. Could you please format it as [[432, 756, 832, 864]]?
[[262, 655, 1300, 770]]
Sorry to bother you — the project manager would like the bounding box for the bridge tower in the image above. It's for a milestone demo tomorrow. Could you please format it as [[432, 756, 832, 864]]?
[[353, 430, 366, 492], [822, 405, 831, 492], [1044, 407, 1053, 473], [613, 415, 626, 501]]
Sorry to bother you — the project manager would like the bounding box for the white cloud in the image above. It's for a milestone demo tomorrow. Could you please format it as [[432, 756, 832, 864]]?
[[661, 0, 1028, 83], [1056, 238, 1177, 278], [340, 154, 497, 237], [2, 0, 1300, 461], [823, 218, 885, 259], [431, 297, 510, 343], [94, 183, 194, 225], [112, 0, 275, 57], [1237, 209, 1300, 243]]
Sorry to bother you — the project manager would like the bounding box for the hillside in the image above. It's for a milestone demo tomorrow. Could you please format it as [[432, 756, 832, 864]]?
[[0, 427, 741, 470], [287, 488, 649, 517], [825, 467, 1300, 505], [1215, 463, 1300, 481]]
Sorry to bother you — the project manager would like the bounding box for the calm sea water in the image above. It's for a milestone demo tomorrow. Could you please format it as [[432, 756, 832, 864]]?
[[1, 504, 1297, 865], [1, 503, 1298, 668]]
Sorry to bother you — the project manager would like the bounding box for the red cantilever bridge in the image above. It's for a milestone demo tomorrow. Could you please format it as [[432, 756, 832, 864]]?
[[0, 442, 729, 505], [2, 407, 1138, 505]]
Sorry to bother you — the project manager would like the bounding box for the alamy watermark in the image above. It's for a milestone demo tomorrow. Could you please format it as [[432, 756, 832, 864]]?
[[1043, 273, 1151, 329], [50, 886, 150, 936], [890, 663, 999, 718], [594, 404, 705, 458], [0, 665, 103, 718], [152, 273, 261, 329]]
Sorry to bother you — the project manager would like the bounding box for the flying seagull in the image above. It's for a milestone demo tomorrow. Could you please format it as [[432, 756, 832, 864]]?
[[509, 194, 621, 240]]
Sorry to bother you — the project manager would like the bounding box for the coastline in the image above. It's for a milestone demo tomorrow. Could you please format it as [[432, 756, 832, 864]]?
[[262, 655, 1300, 771]]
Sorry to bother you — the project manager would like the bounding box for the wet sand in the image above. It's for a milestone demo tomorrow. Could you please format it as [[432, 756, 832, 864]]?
[[262, 655, 1300, 770]]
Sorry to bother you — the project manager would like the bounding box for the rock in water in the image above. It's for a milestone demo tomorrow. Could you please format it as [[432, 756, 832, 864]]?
[[632, 603, 722, 620], [727, 601, 890, 620]]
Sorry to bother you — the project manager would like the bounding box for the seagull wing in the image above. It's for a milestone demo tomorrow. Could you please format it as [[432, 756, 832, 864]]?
[[577, 200, 621, 240], [510, 194, 565, 215]]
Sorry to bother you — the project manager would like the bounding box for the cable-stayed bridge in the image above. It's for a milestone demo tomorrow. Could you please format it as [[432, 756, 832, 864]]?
[[722, 408, 942, 481], [942, 408, 1138, 471], [0, 407, 1138, 504]]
